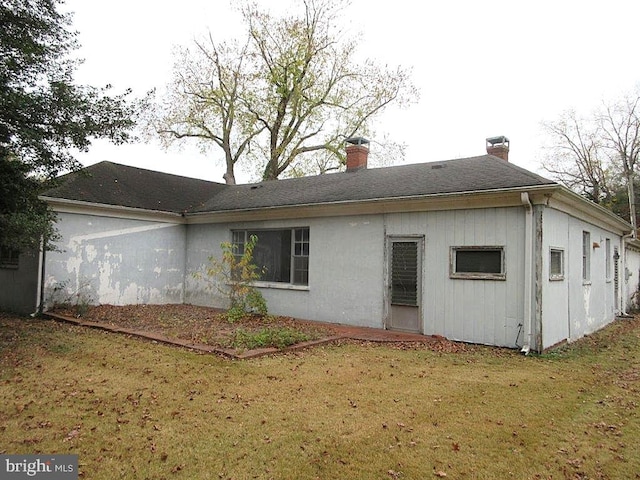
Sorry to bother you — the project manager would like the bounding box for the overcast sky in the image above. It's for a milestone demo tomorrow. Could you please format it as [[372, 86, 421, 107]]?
[[63, 0, 640, 184]]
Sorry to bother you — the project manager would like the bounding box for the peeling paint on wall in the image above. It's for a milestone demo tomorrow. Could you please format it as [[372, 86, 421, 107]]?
[[45, 214, 186, 308]]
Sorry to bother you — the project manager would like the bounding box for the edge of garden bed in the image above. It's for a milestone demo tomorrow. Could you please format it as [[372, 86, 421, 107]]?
[[44, 311, 346, 359]]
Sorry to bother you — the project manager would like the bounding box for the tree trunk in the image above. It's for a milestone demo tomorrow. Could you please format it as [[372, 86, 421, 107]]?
[[223, 149, 236, 185]]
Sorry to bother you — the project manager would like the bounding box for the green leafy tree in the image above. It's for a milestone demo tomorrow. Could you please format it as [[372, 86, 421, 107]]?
[[147, 0, 417, 184], [196, 235, 268, 322], [0, 0, 137, 252]]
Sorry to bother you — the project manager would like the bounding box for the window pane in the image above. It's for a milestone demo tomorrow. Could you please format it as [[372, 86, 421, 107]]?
[[606, 238, 611, 279], [0, 247, 19, 269], [293, 256, 309, 285], [232, 231, 245, 255], [292, 228, 309, 285], [582, 231, 590, 280], [249, 230, 291, 283], [232, 228, 309, 285], [550, 249, 563, 278], [455, 249, 502, 274]]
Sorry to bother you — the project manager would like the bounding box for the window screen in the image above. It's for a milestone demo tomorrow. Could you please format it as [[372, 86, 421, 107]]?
[[0, 247, 19, 269], [232, 228, 309, 285], [451, 247, 504, 279], [550, 248, 564, 280]]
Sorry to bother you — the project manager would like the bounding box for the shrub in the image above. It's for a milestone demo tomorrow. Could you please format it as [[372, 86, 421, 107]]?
[[231, 327, 310, 350], [195, 234, 268, 322]]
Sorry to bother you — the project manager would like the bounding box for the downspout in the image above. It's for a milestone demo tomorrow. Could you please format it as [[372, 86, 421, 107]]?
[[520, 192, 534, 354], [32, 239, 46, 317]]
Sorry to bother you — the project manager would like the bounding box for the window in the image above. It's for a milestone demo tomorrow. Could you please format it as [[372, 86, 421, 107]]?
[[0, 247, 19, 269], [549, 248, 564, 280], [582, 231, 591, 282], [605, 238, 611, 281], [450, 246, 505, 280], [232, 228, 309, 285]]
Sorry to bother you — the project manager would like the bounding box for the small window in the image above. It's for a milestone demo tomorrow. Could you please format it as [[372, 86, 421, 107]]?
[[0, 247, 19, 269], [582, 231, 591, 282], [549, 248, 564, 280], [450, 247, 505, 280]]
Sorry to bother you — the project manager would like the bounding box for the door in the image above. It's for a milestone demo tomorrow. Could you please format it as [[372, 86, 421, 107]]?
[[387, 237, 422, 333]]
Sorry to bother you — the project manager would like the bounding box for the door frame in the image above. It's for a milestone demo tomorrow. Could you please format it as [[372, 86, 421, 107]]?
[[384, 235, 424, 333]]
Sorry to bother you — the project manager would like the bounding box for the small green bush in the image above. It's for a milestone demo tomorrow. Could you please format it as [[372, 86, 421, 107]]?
[[231, 327, 311, 350], [194, 234, 268, 322]]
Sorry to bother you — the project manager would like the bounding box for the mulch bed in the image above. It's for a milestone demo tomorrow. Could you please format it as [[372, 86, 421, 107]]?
[[46, 304, 346, 359], [45, 304, 484, 358]]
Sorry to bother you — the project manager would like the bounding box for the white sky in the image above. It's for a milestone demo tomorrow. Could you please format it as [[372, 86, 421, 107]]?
[[63, 0, 640, 184]]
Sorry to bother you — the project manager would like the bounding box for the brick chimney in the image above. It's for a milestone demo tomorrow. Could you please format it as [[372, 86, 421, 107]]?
[[345, 137, 370, 172], [486, 136, 510, 161]]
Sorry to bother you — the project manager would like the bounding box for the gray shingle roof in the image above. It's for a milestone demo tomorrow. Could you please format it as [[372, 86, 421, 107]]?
[[192, 155, 555, 212], [43, 156, 556, 215], [42, 161, 224, 213]]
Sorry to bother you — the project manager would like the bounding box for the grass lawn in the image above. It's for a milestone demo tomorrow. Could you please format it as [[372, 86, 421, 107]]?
[[1, 312, 639, 479]]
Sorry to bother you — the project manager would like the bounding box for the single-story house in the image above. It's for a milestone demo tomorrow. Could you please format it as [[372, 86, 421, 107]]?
[[2, 136, 639, 352]]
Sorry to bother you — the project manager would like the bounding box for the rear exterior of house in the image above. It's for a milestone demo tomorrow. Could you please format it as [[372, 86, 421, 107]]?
[[6, 138, 638, 352], [184, 192, 635, 351]]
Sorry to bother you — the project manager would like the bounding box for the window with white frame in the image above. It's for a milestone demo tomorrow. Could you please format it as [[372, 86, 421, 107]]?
[[0, 247, 19, 269], [450, 246, 505, 280], [605, 238, 611, 281], [232, 228, 309, 285], [582, 231, 591, 282], [549, 248, 564, 280]]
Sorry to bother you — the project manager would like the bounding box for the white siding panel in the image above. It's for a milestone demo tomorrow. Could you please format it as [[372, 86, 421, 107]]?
[[560, 213, 618, 344], [386, 207, 525, 348], [625, 246, 640, 311]]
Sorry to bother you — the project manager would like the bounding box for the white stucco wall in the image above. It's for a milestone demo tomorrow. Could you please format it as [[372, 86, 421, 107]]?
[[45, 213, 187, 307], [185, 215, 386, 328], [186, 207, 527, 347]]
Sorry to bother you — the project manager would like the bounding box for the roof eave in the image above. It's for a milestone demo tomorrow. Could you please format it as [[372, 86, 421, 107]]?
[[40, 196, 186, 223], [546, 186, 633, 234], [185, 184, 562, 224]]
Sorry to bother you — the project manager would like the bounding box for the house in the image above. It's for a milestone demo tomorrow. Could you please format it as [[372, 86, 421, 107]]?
[[2, 136, 639, 352]]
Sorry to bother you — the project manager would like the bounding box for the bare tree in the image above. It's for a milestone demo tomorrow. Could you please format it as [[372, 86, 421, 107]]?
[[541, 89, 640, 234], [146, 0, 418, 183], [541, 110, 613, 205], [599, 93, 640, 235]]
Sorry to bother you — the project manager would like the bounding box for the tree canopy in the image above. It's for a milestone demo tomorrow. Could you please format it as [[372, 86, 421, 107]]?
[[147, 0, 418, 184], [0, 0, 137, 251]]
